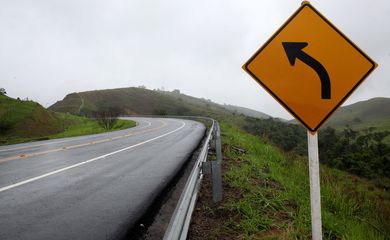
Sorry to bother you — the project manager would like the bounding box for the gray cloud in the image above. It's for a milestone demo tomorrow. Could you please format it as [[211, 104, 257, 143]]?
[[1, 0, 388, 119]]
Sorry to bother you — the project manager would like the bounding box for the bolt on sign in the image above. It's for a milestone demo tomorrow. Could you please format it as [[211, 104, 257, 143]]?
[[243, 1, 377, 133]]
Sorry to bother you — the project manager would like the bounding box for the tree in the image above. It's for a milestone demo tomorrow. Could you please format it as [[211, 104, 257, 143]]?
[[94, 107, 120, 130], [319, 127, 338, 163], [0, 88, 6, 95]]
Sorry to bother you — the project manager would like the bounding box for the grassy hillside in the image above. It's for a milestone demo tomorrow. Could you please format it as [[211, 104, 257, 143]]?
[[326, 97, 390, 131], [189, 121, 389, 239], [49, 87, 273, 120], [0, 95, 63, 138], [244, 115, 390, 180], [0, 95, 135, 145]]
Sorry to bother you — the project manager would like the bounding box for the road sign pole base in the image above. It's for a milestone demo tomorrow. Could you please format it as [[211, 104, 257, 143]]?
[[307, 131, 323, 240]]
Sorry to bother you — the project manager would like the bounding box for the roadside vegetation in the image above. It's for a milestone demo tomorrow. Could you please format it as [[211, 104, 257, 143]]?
[[189, 121, 389, 239], [47, 113, 135, 140], [243, 117, 390, 183], [0, 94, 135, 145], [94, 107, 122, 130]]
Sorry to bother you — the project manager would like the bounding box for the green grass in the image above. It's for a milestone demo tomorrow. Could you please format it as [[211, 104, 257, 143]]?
[[0, 95, 38, 124], [219, 121, 389, 239], [1, 95, 64, 142], [49, 113, 135, 139]]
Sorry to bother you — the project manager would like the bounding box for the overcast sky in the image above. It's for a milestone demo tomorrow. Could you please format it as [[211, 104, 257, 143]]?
[[1, 0, 389, 119]]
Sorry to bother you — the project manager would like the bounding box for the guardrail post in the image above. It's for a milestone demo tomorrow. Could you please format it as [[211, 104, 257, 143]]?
[[211, 122, 223, 202]]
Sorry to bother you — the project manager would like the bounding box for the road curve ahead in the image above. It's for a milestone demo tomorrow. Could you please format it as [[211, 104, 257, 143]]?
[[0, 117, 205, 240]]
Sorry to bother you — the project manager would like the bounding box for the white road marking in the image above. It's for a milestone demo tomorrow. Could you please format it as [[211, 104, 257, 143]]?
[[0, 120, 185, 193], [0, 118, 152, 153]]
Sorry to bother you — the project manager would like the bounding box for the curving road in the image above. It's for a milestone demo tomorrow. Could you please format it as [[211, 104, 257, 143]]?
[[0, 117, 205, 240]]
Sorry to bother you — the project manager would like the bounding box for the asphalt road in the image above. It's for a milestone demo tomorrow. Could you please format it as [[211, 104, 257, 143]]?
[[0, 117, 205, 240]]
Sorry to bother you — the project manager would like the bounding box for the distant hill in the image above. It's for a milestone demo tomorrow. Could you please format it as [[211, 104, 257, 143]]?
[[326, 97, 390, 131], [0, 95, 63, 140], [287, 97, 390, 131], [49, 87, 273, 120], [222, 104, 272, 119]]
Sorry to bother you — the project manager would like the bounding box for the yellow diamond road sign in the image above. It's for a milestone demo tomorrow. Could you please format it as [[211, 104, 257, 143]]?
[[243, 2, 377, 133]]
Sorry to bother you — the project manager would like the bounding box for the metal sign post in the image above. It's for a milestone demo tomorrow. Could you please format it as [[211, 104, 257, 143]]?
[[307, 132, 322, 240]]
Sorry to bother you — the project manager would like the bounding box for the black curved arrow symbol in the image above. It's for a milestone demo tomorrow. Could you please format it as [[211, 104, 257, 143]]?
[[282, 42, 331, 99]]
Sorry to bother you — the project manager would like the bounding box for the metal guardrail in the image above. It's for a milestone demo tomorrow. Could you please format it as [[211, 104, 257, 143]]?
[[163, 118, 222, 240], [121, 115, 222, 239]]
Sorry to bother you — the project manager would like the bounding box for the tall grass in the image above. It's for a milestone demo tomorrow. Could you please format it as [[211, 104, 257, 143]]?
[[220, 121, 389, 239]]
